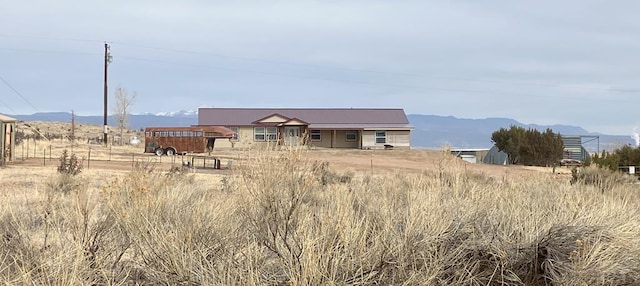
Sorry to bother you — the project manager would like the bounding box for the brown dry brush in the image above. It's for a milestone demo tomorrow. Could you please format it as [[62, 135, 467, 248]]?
[[2, 148, 640, 285], [0, 173, 121, 284], [0, 213, 37, 283], [99, 163, 246, 285], [571, 166, 638, 193]]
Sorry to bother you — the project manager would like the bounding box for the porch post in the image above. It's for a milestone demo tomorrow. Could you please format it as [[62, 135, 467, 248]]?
[[332, 130, 336, 148]]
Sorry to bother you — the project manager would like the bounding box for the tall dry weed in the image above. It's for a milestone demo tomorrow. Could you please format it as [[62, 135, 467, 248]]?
[[2, 147, 640, 285]]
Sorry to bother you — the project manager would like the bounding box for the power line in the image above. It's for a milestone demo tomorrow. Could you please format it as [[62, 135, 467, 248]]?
[[111, 41, 420, 78], [2, 34, 638, 95], [116, 55, 632, 103], [109, 41, 640, 94], [0, 96, 16, 113], [0, 47, 101, 56], [0, 75, 39, 111], [0, 34, 104, 43], [0, 35, 637, 101]]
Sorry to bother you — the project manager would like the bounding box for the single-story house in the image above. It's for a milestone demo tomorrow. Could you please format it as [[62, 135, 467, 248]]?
[[197, 108, 413, 149], [0, 114, 17, 163]]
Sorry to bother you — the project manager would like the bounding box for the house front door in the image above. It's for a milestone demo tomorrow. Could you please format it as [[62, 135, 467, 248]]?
[[284, 126, 300, 146]]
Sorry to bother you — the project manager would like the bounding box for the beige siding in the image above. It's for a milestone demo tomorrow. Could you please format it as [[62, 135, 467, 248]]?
[[333, 130, 360, 148], [362, 130, 411, 149], [213, 126, 271, 149], [283, 119, 307, 125], [387, 130, 411, 148], [214, 127, 410, 150], [362, 130, 376, 149], [307, 130, 360, 148], [309, 130, 332, 148]]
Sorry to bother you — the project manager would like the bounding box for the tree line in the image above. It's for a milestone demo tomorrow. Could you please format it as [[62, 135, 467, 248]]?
[[492, 125, 640, 173], [491, 126, 564, 166], [592, 145, 640, 171]]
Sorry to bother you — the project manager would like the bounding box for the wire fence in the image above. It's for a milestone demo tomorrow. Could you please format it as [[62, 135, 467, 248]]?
[[14, 138, 237, 171]]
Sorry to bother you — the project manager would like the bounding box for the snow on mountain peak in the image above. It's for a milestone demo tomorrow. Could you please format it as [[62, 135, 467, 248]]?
[[148, 110, 198, 117]]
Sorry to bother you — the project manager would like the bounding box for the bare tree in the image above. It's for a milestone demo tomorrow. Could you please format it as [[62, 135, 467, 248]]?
[[112, 86, 137, 145]]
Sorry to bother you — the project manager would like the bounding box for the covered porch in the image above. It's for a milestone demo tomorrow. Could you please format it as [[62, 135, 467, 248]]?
[[306, 129, 362, 149]]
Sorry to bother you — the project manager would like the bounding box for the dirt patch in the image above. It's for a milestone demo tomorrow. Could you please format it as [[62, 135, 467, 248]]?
[[302, 148, 556, 178], [6, 146, 564, 180]]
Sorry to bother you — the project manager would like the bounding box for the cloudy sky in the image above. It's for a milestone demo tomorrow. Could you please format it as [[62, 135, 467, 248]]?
[[1, 1, 639, 135]]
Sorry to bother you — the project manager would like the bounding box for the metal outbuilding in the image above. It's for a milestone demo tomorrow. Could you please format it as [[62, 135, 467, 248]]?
[[561, 135, 594, 162], [450, 148, 490, 164], [483, 145, 509, 165], [0, 114, 17, 163]]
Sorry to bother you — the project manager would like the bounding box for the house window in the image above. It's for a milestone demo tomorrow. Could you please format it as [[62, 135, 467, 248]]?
[[375, 131, 386, 144], [346, 130, 358, 142], [310, 130, 321, 141], [266, 127, 278, 141], [254, 127, 265, 141], [230, 127, 239, 141]]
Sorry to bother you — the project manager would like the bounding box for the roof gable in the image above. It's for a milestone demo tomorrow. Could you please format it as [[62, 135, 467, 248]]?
[[278, 118, 309, 126], [251, 113, 290, 124]]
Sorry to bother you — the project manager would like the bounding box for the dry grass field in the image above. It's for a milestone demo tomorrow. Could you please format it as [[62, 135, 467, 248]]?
[[1, 121, 640, 285]]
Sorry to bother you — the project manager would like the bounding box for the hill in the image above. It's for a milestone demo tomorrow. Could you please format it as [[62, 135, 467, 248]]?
[[11, 112, 197, 131]]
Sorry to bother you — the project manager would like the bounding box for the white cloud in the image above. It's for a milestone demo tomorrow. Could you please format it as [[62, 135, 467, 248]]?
[[0, 0, 639, 134]]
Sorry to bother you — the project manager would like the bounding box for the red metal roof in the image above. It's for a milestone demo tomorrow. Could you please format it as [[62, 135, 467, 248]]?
[[198, 108, 411, 129]]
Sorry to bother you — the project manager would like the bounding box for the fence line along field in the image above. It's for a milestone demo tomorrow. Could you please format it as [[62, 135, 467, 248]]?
[[2, 121, 640, 285]]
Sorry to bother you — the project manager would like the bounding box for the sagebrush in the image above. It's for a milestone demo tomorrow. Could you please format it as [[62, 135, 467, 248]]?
[[1, 148, 640, 285]]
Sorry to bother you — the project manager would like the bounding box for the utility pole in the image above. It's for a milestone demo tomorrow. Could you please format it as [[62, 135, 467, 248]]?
[[103, 43, 112, 145]]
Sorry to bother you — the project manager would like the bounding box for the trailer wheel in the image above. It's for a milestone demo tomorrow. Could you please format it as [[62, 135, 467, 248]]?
[[155, 148, 164, 156], [165, 147, 176, 156]]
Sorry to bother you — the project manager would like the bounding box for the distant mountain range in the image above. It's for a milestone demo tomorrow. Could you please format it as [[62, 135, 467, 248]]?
[[408, 114, 633, 150], [7, 112, 634, 151]]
